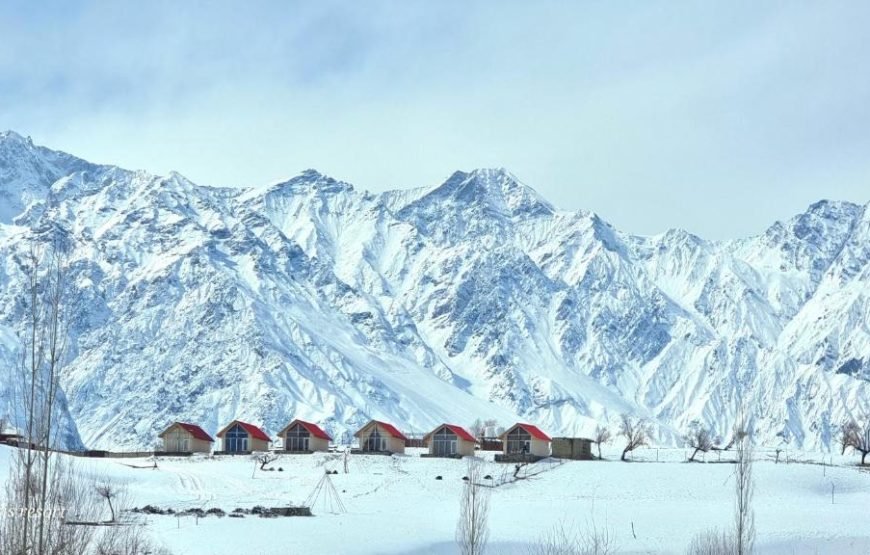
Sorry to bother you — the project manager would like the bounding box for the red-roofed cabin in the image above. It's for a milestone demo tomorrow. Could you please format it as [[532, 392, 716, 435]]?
[[158, 422, 214, 454], [216, 420, 271, 453], [423, 424, 477, 457], [500, 423, 551, 458], [277, 419, 332, 453], [354, 420, 407, 454]]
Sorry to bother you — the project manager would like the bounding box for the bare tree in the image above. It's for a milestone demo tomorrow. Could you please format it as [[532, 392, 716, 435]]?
[[94, 480, 128, 523], [685, 528, 735, 555], [1, 241, 166, 554], [469, 419, 499, 439], [618, 415, 651, 461], [685, 423, 717, 462], [1, 241, 82, 554], [1, 456, 100, 554], [255, 453, 278, 470], [840, 418, 870, 465], [716, 420, 749, 452], [528, 521, 615, 555], [469, 419, 485, 439], [733, 414, 755, 555], [456, 459, 490, 555], [593, 426, 611, 460]]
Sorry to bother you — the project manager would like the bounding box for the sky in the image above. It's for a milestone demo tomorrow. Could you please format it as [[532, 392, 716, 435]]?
[[1, 1, 869, 239]]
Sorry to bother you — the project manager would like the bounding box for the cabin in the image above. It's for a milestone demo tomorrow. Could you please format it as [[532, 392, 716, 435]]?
[[158, 422, 214, 454], [496, 423, 551, 462], [353, 420, 407, 454], [551, 437, 594, 460], [277, 419, 332, 453], [422, 424, 477, 458], [216, 420, 271, 454]]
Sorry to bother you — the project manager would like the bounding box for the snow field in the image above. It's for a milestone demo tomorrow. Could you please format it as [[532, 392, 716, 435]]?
[[2, 445, 868, 554]]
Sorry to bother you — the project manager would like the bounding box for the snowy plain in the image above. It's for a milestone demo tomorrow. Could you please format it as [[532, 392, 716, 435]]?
[[2, 445, 868, 554]]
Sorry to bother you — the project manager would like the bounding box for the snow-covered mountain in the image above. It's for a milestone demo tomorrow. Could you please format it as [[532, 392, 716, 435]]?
[[0, 131, 867, 451]]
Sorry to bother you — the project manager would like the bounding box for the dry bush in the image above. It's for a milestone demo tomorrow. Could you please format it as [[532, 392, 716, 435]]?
[[92, 523, 173, 555], [528, 521, 615, 555], [685, 528, 735, 555]]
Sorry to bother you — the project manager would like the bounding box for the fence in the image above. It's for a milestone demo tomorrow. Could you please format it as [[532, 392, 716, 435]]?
[[3, 440, 182, 459]]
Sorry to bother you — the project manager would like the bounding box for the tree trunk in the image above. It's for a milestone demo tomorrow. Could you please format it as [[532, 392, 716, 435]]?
[[689, 447, 700, 462], [862, 451, 868, 466], [621, 449, 628, 461], [596, 443, 602, 460]]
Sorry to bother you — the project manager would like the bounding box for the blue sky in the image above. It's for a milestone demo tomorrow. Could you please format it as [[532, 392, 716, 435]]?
[[1, 1, 869, 238]]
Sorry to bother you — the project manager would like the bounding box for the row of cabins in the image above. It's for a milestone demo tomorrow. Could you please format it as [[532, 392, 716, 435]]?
[[157, 419, 587, 460]]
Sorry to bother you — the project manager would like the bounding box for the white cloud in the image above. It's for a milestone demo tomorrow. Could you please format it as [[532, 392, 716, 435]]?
[[1, 1, 868, 238]]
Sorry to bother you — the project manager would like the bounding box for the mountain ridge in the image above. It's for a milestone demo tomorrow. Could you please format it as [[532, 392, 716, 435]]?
[[0, 131, 868, 451]]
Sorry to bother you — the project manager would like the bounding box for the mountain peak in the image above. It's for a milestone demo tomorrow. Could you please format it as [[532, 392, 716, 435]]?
[[0, 130, 32, 145], [804, 199, 862, 218], [0, 129, 32, 143], [260, 169, 355, 197], [425, 167, 555, 218]]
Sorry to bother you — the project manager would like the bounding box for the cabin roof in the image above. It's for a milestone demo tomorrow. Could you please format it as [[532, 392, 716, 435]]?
[[424, 424, 476, 443], [217, 420, 271, 442], [278, 419, 332, 441], [354, 420, 408, 442], [502, 423, 551, 441], [160, 422, 214, 442]]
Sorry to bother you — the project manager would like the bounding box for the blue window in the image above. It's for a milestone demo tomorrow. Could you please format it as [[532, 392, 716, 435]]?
[[226, 424, 249, 452]]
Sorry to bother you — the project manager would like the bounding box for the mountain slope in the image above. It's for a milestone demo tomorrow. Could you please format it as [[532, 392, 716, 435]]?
[[0, 133, 867, 450]]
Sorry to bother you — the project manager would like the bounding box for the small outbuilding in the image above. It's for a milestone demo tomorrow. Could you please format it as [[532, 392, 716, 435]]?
[[497, 423, 551, 462], [551, 437, 594, 460], [216, 420, 271, 454], [158, 422, 214, 454], [423, 424, 477, 458], [353, 420, 407, 454], [277, 419, 332, 453]]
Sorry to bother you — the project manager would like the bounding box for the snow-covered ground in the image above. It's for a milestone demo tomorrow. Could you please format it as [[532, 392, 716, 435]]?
[[1, 445, 868, 554]]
